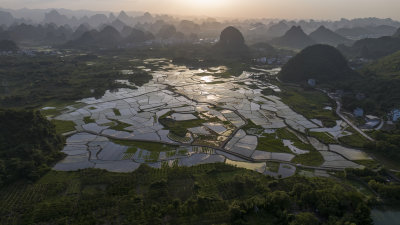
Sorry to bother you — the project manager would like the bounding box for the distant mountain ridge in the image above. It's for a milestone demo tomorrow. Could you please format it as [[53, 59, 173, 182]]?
[[271, 26, 315, 49], [65, 25, 155, 49], [0, 39, 18, 51], [338, 35, 400, 59], [0, 11, 14, 26], [393, 27, 400, 37], [335, 25, 398, 39], [267, 21, 290, 38], [309, 26, 352, 46]]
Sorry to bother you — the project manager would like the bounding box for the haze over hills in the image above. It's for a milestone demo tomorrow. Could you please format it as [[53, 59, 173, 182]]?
[[1, 8, 400, 41], [0, 40, 18, 51], [338, 35, 400, 59], [266, 21, 290, 38], [335, 25, 398, 40], [393, 27, 400, 38], [0, 11, 15, 27], [270, 26, 315, 49], [309, 26, 352, 46], [65, 25, 155, 49]]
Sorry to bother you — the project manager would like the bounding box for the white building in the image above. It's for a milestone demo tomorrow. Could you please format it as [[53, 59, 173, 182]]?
[[307, 79, 316, 87], [353, 108, 364, 117], [390, 109, 400, 122]]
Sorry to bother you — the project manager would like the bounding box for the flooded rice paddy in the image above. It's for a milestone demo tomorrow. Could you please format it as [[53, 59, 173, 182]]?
[[52, 58, 367, 178]]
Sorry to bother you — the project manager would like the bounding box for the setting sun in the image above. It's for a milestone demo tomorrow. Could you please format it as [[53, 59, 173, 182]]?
[[176, 0, 231, 14], [189, 0, 228, 7]]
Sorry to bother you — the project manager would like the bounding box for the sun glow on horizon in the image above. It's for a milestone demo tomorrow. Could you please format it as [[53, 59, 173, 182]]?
[[176, 0, 230, 14], [190, 0, 228, 7], [1, 0, 400, 20]]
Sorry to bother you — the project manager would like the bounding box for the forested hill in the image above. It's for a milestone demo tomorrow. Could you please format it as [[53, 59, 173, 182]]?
[[338, 36, 400, 59], [278, 44, 358, 83], [0, 40, 18, 51], [362, 50, 400, 78], [335, 50, 400, 115], [0, 109, 65, 186]]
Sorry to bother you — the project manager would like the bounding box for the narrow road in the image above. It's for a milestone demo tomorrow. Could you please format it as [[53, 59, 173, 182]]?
[[324, 91, 375, 142], [376, 119, 385, 130]]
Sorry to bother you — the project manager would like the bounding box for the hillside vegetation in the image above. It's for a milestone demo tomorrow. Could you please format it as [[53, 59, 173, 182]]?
[[338, 36, 400, 59], [362, 50, 400, 78], [0, 109, 65, 186], [0, 54, 152, 108], [340, 50, 400, 113], [0, 165, 373, 225], [0, 40, 18, 51], [278, 44, 358, 83]]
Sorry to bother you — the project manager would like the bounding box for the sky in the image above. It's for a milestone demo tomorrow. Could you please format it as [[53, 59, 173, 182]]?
[[1, 0, 400, 20]]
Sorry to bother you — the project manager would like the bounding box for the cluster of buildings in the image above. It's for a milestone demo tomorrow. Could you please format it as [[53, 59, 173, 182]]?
[[353, 107, 400, 129], [389, 109, 400, 122], [255, 56, 292, 65], [0, 48, 62, 57]]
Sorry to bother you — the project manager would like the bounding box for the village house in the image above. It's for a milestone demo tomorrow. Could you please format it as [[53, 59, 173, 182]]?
[[353, 108, 364, 117]]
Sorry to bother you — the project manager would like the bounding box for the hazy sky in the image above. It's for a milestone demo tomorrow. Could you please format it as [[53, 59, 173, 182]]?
[[2, 0, 400, 20]]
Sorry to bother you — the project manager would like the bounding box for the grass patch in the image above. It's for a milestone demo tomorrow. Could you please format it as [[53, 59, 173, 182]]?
[[195, 72, 212, 76], [145, 151, 160, 162], [109, 119, 131, 131], [166, 151, 177, 158], [247, 84, 259, 89], [242, 120, 263, 130], [338, 128, 370, 148], [214, 71, 233, 78], [160, 111, 222, 137], [279, 86, 338, 127], [276, 128, 299, 141], [207, 81, 225, 84], [257, 128, 313, 153], [40, 108, 61, 117], [52, 120, 76, 134], [113, 108, 121, 116], [177, 149, 189, 155], [292, 150, 324, 167], [266, 162, 280, 173], [299, 168, 315, 173], [112, 139, 178, 152], [160, 117, 205, 137], [309, 132, 338, 144], [83, 116, 96, 124], [354, 160, 381, 170], [242, 120, 264, 135], [126, 147, 138, 153], [278, 128, 314, 151], [257, 133, 292, 153]]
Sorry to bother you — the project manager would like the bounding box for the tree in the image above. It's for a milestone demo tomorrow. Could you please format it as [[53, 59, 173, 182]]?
[[290, 212, 319, 225], [0, 109, 65, 185]]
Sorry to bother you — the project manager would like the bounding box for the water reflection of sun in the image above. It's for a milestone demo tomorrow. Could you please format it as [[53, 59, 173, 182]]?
[[201, 76, 214, 83]]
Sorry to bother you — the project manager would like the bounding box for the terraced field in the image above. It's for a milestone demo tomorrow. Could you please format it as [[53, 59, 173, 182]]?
[[46, 59, 371, 178]]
